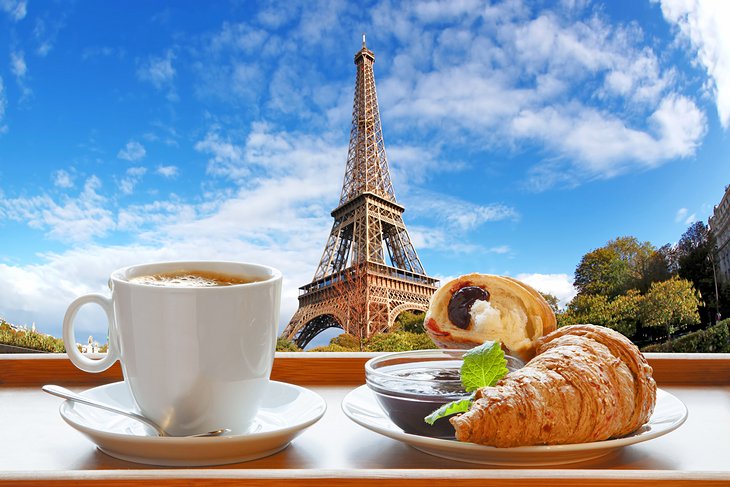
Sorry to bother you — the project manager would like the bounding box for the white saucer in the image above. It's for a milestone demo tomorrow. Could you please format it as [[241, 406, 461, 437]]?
[[342, 385, 687, 466], [58, 380, 326, 466]]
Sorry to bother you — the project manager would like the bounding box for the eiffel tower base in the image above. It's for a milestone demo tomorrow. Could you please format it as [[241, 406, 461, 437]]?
[[282, 264, 436, 349]]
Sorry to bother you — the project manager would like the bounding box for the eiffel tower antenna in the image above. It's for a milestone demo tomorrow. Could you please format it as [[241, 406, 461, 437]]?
[[282, 39, 439, 348]]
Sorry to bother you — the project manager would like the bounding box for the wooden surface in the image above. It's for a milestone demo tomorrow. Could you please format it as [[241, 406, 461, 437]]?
[[0, 353, 729, 485], [0, 352, 373, 387], [3, 351, 730, 387]]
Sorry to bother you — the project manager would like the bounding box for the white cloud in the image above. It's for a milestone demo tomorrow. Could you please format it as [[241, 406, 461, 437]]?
[[137, 50, 176, 89], [127, 166, 146, 177], [0, 176, 115, 243], [675, 207, 697, 225], [116, 199, 196, 235], [195, 131, 247, 180], [53, 169, 74, 189], [33, 17, 64, 57], [156, 165, 179, 178], [34, 19, 52, 57], [488, 245, 511, 254], [10, 50, 26, 78], [119, 166, 147, 195], [231, 62, 264, 100], [117, 140, 146, 161], [413, 0, 483, 22], [0, 0, 26, 21], [675, 207, 688, 222], [518, 94, 706, 189], [600, 48, 674, 106], [292, 0, 347, 47], [196, 123, 345, 187], [267, 63, 313, 115], [387, 144, 467, 190], [511, 13, 613, 74], [372, 2, 707, 189], [0, 245, 177, 340], [192, 59, 265, 103], [406, 190, 519, 232], [0, 234, 326, 341], [9, 50, 31, 99], [391, 225, 484, 255], [256, 2, 300, 29], [515, 273, 577, 308], [657, 0, 730, 128], [208, 22, 268, 54], [649, 94, 707, 159]]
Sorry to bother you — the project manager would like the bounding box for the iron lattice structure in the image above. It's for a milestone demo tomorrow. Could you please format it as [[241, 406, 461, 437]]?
[[282, 37, 438, 348]]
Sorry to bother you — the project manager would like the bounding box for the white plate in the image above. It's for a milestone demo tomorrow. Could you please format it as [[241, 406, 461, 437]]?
[[342, 385, 687, 466], [59, 380, 326, 466]]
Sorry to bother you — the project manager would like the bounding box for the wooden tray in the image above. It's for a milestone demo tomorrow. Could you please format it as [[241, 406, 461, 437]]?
[[1, 352, 729, 486]]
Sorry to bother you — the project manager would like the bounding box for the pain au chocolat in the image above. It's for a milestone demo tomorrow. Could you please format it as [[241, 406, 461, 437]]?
[[450, 324, 657, 447], [424, 274, 557, 362]]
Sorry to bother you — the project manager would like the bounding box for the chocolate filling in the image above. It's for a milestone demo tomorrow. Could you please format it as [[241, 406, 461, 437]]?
[[447, 286, 490, 329]]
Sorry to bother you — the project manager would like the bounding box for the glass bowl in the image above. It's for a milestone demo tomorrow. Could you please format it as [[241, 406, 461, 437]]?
[[364, 349, 524, 439]]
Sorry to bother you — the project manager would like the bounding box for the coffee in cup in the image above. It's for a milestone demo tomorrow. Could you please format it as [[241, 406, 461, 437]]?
[[62, 261, 282, 436], [129, 270, 262, 287]]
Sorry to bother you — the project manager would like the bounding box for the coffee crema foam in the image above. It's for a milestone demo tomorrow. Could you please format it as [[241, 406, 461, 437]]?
[[129, 270, 260, 287]]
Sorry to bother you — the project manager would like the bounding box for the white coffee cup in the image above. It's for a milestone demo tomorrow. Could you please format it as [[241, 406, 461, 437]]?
[[62, 261, 282, 436]]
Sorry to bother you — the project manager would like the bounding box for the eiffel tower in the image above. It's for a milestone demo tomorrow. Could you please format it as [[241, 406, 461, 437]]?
[[282, 36, 439, 348]]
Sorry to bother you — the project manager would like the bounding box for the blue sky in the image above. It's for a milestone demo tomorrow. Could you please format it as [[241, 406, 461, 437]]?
[[1, 0, 728, 347]]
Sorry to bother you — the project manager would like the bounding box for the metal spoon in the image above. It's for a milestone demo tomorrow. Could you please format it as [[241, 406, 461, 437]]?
[[42, 384, 230, 438]]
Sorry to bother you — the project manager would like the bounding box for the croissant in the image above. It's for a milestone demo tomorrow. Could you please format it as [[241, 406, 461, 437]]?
[[450, 324, 657, 447], [424, 274, 557, 362]]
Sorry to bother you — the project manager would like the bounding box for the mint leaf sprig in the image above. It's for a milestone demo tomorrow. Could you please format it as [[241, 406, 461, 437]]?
[[424, 397, 473, 424], [424, 341, 508, 425], [461, 340, 510, 392]]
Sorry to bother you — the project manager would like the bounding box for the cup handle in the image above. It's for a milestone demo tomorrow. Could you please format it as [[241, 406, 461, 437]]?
[[62, 294, 119, 373]]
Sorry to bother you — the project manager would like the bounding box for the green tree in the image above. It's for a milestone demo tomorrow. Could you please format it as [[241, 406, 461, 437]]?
[[642, 320, 730, 353], [561, 293, 612, 326], [558, 291, 641, 338], [306, 330, 437, 352], [574, 236, 668, 298], [394, 310, 426, 334], [308, 343, 359, 352], [0, 320, 66, 353], [639, 277, 701, 339], [609, 289, 642, 337], [330, 332, 361, 349], [364, 331, 437, 352], [639, 245, 673, 293], [306, 332, 362, 352], [574, 246, 629, 297], [674, 221, 719, 324], [276, 336, 301, 352]]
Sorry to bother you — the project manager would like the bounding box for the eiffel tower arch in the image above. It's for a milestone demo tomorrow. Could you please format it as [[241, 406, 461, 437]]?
[[282, 36, 439, 349]]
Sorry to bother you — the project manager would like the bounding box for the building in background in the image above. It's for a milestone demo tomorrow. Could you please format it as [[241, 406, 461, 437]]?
[[709, 185, 730, 283]]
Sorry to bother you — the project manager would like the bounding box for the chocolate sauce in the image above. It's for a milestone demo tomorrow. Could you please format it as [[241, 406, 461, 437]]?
[[447, 286, 489, 329], [368, 365, 468, 439]]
